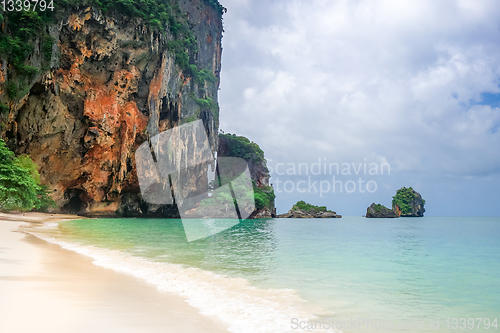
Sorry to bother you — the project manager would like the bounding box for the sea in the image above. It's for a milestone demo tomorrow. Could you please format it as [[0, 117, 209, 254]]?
[[25, 216, 500, 333]]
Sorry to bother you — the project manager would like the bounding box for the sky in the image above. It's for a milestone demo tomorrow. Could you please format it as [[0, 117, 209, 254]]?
[[217, 0, 500, 216]]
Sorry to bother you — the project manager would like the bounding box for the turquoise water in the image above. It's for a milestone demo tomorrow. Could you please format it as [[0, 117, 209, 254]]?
[[41, 217, 500, 332]]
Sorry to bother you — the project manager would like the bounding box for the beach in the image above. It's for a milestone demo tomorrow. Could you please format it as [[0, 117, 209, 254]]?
[[0, 213, 228, 333]]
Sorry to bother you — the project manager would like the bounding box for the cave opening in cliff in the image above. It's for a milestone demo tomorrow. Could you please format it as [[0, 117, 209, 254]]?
[[62, 189, 86, 214]]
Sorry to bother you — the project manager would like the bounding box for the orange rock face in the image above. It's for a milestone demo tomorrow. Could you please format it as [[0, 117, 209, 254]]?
[[394, 205, 402, 217]]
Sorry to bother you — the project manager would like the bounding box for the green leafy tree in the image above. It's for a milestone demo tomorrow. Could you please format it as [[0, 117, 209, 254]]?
[[0, 139, 38, 211], [0, 139, 56, 212], [15, 154, 41, 184]]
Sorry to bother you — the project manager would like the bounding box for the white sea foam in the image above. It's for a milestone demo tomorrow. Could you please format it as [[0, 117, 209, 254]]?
[[35, 222, 59, 229], [25, 224, 339, 333]]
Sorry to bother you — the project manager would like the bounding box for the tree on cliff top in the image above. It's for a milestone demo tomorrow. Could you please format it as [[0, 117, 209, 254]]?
[[219, 133, 266, 164], [0, 139, 55, 212]]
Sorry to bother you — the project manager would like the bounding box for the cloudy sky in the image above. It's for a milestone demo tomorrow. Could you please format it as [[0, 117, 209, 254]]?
[[217, 0, 500, 216]]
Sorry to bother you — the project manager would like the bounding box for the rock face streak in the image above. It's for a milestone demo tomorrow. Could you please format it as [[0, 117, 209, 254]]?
[[0, 3, 222, 216]]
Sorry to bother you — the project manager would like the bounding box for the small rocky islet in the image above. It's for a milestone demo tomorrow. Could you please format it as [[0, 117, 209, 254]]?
[[278, 201, 342, 218], [366, 187, 425, 218]]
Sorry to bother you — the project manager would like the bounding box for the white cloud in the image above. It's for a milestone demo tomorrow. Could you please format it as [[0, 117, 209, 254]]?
[[218, 0, 500, 214]]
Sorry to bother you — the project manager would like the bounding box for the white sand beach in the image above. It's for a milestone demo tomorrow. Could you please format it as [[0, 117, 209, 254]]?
[[0, 213, 228, 333]]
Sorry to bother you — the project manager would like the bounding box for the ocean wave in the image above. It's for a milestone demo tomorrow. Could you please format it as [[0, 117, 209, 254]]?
[[24, 223, 338, 333], [34, 222, 60, 229]]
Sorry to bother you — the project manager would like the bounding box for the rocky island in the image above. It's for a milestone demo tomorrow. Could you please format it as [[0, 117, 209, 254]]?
[[278, 201, 342, 218], [366, 187, 425, 218], [392, 187, 425, 217], [366, 203, 399, 218]]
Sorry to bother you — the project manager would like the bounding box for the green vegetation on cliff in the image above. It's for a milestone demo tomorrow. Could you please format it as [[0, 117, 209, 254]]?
[[253, 182, 276, 210], [0, 139, 56, 212], [183, 93, 219, 125], [218, 133, 275, 212], [219, 134, 265, 164], [98, 0, 225, 20], [392, 187, 425, 215], [199, 176, 275, 212], [373, 203, 388, 214], [200, 174, 253, 210], [202, 0, 226, 14], [292, 200, 331, 213], [90, 0, 224, 79], [0, 10, 53, 99]]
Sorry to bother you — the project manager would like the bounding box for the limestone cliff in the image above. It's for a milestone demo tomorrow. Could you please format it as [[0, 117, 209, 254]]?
[[218, 133, 276, 218], [0, 2, 223, 216]]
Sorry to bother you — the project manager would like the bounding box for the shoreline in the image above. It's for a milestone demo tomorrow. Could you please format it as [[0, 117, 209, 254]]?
[[0, 213, 229, 333], [0, 212, 85, 223]]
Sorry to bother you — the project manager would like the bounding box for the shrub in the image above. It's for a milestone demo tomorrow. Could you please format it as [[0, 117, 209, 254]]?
[[373, 204, 389, 213], [202, 0, 226, 15], [41, 35, 54, 60], [0, 139, 56, 212], [253, 185, 275, 210], [0, 103, 8, 114], [6, 81, 18, 99], [0, 139, 38, 212]]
